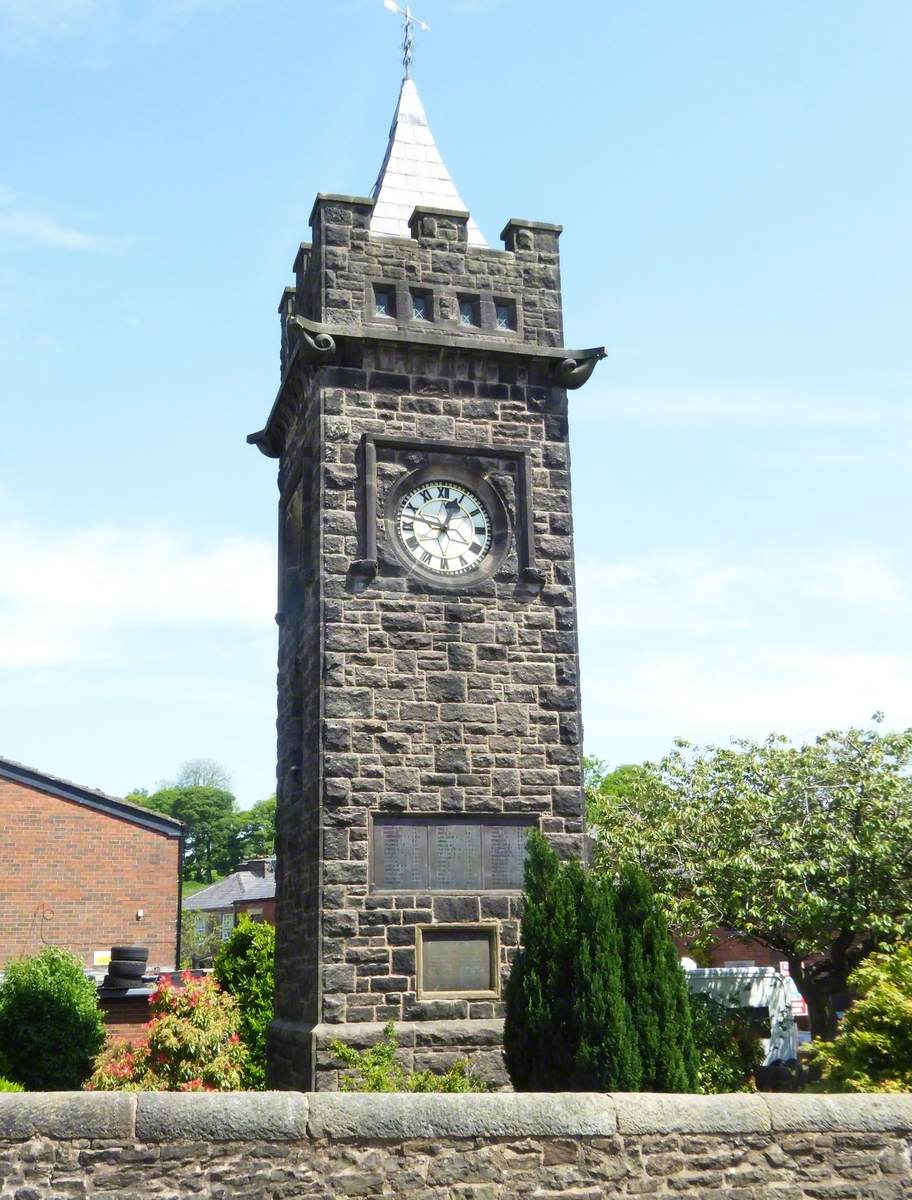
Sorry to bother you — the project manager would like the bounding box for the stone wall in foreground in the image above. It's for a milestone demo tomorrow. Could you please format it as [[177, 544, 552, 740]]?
[[0, 1091, 910, 1198]]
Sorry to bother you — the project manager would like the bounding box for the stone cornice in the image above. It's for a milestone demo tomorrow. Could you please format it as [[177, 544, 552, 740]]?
[[247, 317, 607, 459]]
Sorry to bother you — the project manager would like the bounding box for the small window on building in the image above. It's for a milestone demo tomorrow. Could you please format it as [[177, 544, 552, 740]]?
[[494, 300, 517, 331], [458, 296, 480, 327], [220, 912, 234, 940], [373, 285, 395, 319], [411, 291, 431, 321], [194, 915, 207, 936]]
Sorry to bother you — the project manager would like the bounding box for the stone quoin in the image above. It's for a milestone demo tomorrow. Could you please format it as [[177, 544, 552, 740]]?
[[249, 72, 605, 1089]]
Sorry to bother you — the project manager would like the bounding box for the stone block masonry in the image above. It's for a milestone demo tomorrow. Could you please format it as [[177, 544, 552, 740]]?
[[0, 1091, 910, 1197], [257, 193, 593, 1089]]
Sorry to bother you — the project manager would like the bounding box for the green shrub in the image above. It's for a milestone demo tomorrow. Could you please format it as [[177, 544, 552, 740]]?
[[688, 994, 762, 1093], [179, 910, 225, 969], [0, 1078, 24, 1093], [616, 867, 699, 1091], [504, 832, 642, 1091], [213, 916, 275, 1088], [329, 1021, 489, 1092], [0, 947, 106, 1090], [88, 973, 247, 1091], [808, 943, 912, 1093]]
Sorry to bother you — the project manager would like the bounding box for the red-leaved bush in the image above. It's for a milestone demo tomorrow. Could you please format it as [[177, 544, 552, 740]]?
[[88, 973, 248, 1091]]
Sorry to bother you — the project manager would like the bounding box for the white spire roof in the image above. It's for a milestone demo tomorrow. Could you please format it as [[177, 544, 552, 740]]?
[[369, 78, 487, 247]]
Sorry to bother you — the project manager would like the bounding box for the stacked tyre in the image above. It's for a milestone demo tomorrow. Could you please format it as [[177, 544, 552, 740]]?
[[102, 945, 148, 990]]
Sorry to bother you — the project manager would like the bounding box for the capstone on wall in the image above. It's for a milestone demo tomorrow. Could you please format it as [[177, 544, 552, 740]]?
[[0, 1091, 910, 1199]]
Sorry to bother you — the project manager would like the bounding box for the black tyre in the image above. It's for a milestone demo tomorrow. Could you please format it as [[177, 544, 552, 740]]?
[[110, 945, 148, 961], [107, 959, 146, 980], [101, 976, 128, 990]]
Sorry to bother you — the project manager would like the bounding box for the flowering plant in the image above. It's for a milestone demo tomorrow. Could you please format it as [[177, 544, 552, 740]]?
[[88, 973, 248, 1091]]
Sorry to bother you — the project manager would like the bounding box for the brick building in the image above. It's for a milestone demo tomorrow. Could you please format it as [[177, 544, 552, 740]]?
[[183, 857, 277, 942], [0, 757, 182, 975]]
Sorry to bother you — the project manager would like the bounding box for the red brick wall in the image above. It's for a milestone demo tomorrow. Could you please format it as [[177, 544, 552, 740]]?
[[100, 993, 153, 1043], [705, 929, 782, 968], [234, 898, 276, 925], [0, 778, 180, 973]]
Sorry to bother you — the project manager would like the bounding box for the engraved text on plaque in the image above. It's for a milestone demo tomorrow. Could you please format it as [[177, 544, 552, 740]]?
[[371, 815, 532, 891]]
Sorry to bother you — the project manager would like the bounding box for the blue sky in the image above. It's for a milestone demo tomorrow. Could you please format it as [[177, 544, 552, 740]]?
[[1, 0, 909, 806]]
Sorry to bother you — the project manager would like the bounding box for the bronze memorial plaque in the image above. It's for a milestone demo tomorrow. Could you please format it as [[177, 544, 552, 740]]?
[[482, 822, 527, 890], [420, 928, 495, 994], [429, 822, 482, 890], [371, 815, 532, 891], [372, 820, 429, 891]]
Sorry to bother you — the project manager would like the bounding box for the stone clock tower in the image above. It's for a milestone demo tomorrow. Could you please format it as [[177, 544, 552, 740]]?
[[249, 75, 604, 1090]]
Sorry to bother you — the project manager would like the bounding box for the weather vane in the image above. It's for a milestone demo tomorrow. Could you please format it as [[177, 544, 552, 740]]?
[[383, 0, 430, 78]]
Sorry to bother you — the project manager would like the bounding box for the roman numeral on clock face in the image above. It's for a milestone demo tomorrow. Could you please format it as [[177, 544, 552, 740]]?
[[398, 479, 492, 577]]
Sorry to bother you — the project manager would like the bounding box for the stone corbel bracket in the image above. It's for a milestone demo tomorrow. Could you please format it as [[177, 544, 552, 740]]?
[[285, 316, 337, 365], [553, 348, 607, 390], [248, 317, 607, 458]]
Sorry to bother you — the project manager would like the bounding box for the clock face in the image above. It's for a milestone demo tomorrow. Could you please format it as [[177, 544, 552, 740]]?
[[396, 480, 493, 575]]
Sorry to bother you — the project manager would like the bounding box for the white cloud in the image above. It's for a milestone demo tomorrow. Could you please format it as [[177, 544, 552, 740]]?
[[582, 644, 912, 761], [803, 551, 907, 612], [578, 549, 909, 640], [0, 185, 110, 250], [0, 524, 273, 668], [577, 546, 912, 760], [577, 558, 756, 635], [0, 0, 245, 50], [0, 0, 113, 41], [576, 385, 911, 429]]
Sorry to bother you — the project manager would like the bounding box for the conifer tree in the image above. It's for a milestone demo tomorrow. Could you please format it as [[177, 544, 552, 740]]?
[[615, 866, 698, 1091], [504, 832, 641, 1091]]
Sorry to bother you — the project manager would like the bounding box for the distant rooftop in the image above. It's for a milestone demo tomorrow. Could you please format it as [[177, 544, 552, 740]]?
[[183, 869, 275, 912], [369, 77, 486, 246]]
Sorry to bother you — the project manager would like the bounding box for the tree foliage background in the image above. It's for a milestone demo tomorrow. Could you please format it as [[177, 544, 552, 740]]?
[[127, 761, 275, 883], [504, 832, 697, 1092], [587, 720, 912, 1040], [809, 942, 912, 1093]]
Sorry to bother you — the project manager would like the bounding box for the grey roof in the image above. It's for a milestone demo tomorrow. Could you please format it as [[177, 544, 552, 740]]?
[[369, 77, 487, 246], [0, 754, 182, 838], [235, 877, 277, 903], [183, 870, 275, 912]]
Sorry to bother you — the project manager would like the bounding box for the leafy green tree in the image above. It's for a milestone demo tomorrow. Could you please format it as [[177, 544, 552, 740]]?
[[213, 916, 275, 1089], [179, 911, 224, 969], [689, 995, 762, 1093], [616, 866, 698, 1091], [174, 758, 234, 791], [147, 785, 240, 882], [584, 758, 649, 824], [235, 795, 276, 859], [588, 720, 912, 1040], [0, 947, 106, 1090], [504, 831, 641, 1091], [809, 943, 912, 1092]]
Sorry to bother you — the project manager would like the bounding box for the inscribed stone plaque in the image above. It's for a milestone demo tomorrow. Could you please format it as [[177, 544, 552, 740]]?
[[371, 815, 533, 891], [372, 820, 429, 891], [421, 928, 495, 994], [429, 823, 482, 891], [482, 823, 527, 890]]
